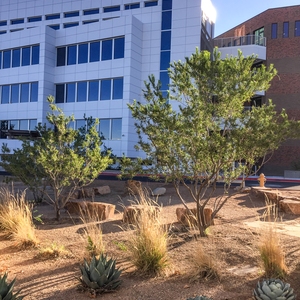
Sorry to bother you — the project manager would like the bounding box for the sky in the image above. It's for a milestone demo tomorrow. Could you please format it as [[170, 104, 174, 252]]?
[[212, 0, 300, 37]]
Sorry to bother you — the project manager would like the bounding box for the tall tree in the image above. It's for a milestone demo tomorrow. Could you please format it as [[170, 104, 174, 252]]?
[[128, 49, 299, 236], [1, 96, 112, 220]]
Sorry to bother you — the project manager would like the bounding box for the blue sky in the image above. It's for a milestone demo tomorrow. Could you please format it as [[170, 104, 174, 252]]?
[[212, 0, 300, 36]]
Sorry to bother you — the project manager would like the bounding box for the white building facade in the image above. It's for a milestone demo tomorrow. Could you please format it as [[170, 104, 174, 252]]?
[[0, 0, 215, 158]]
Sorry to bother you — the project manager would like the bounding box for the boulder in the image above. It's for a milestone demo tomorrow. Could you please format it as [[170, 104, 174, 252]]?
[[152, 187, 166, 196], [280, 199, 300, 214], [65, 200, 87, 215], [123, 204, 160, 224], [250, 187, 283, 204], [86, 202, 115, 220], [176, 207, 214, 227], [78, 188, 94, 199], [125, 180, 142, 195], [94, 185, 111, 195]]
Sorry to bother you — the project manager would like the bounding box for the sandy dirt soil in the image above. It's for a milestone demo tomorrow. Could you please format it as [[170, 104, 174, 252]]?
[[1, 179, 300, 300]]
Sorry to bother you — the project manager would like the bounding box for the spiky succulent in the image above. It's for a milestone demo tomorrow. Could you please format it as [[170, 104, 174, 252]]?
[[253, 279, 296, 300], [79, 254, 122, 293], [186, 296, 212, 300], [0, 273, 23, 300]]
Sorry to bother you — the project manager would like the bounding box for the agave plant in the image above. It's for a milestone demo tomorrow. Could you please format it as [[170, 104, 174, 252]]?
[[253, 279, 296, 300], [187, 296, 212, 300], [0, 273, 23, 300], [79, 254, 122, 293]]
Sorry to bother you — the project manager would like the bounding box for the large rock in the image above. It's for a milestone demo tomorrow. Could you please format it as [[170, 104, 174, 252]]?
[[176, 207, 214, 227], [250, 187, 283, 204], [152, 187, 166, 196], [125, 180, 142, 195], [86, 202, 115, 220], [280, 199, 300, 214], [123, 204, 160, 224], [94, 186, 111, 195], [65, 200, 115, 220]]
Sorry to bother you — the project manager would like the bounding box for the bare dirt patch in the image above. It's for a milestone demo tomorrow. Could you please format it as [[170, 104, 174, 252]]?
[[1, 180, 300, 300]]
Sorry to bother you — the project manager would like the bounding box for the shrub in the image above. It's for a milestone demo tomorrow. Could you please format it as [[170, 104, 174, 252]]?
[[126, 189, 168, 275], [0, 188, 38, 248], [38, 242, 70, 259]]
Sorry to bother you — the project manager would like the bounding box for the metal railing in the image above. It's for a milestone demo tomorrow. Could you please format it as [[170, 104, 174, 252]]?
[[213, 35, 266, 48]]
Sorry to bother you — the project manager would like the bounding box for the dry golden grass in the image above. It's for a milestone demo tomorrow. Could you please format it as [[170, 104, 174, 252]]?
[[80, 209, 105, 258], [38, 242, 70, 259], [0, 188, 38, 248], [190, 240, 219, 281], [258, 198, 287, 278], [126, 188, 169, 275]]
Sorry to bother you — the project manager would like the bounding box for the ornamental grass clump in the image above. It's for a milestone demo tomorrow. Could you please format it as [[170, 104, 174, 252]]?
[[126, 188, 168, 275], [0, 188, 38, 248]]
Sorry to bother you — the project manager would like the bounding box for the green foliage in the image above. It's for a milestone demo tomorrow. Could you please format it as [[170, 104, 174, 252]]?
[[127, 48, 300, 236], [1, 96, 112, 220], [0, 273, 23, 300], [79, 254, 122, 293], [253, 279, 295, 300], [186, 296, 212, 300]]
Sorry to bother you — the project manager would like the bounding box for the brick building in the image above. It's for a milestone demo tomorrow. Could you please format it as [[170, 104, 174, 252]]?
[[214, 5, 300, 176]]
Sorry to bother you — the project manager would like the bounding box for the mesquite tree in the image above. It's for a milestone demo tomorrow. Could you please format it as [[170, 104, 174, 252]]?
[[128, 49, 298, 236]]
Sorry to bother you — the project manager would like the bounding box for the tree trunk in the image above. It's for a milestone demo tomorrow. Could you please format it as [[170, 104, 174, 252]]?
[[197, 202, 207, 237], [55, 207, 61, 221]]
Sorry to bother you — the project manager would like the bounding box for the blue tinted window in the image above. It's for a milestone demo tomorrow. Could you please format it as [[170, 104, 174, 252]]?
[[22, 47, 30, 66], [11, 19, 24, 25], [161, 31, 171, 50], [295, 21, 300, 37], [46, 14, 60, 20], [28, 16, 42, 22], [145, 1, 158, 7], [90, 41, 100, 62], [271, 23, 277, 39], [64, 22, 79, 28], [3, 50, 11, 69], [57, 47, 66, 66], [64, 11, 79, 18], [84, 8, 99, 15], [32, 45, 39, 65], [83, 20, 99, 25], [1, 85, 10, 104], [67, 45, 77, 65], [113, 78, 123, 99], [66, 83, 76, 102], [125, 3, 140, 10], [12, 49, 21, 68], [111, 119, 122, 139], [102, 39, 112, 60], [160, 51, 170, 70], [20, 83, 29, 102], [283, 22, 289, 38], [100, 80, 111, 100], [162, 0, 172, 10], [0, 31, 5, 35], [78, 43, 88, 64], [0, 52, 1, 69], [76, 119, 86, 130], [88, 81, 99, 101], [55, 84, 65, 103], [162, 11, 172, 30], [77, 81, 87, 102], [29, 119, 37, 130], [159, 71, 169, 90], [114, 37, 125, 59], [103, 6, 120, 12], [11, 84, 19, 103], [0, 21, 7, 26], [30, 82, 38, 102], [49, 24, 60, 30], [99, 119, 110, 139], [19, 120, 28, 130], [10, 120, 19, 130]]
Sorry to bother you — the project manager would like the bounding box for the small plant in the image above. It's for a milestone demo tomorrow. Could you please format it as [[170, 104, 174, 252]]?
[[38, 242, 70, 259], [78, 254, 122, 294], [190, 242, 218, 281], [0, 272, 24, 300], [126, 188, 168, 275], [0, 188, 38, 248], [113, 241, 128, 251], [253, 279, 295, 300], [187, 296, 212, 300], [258, 200, 287, 278]]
